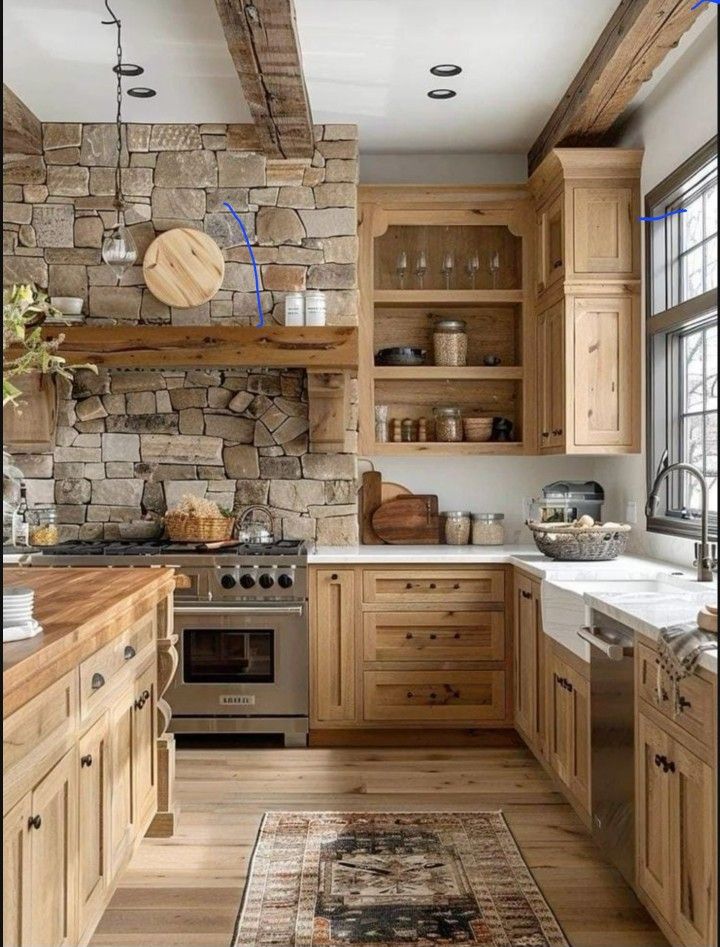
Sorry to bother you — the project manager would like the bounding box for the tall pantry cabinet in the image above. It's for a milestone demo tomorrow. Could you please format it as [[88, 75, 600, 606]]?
[[529, 149, 643, 455]]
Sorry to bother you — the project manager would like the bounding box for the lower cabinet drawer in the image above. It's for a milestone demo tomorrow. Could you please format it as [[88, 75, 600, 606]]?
[[364, 610, 505, 663], [362, 569, 505, 604], [79, 614, 156, 719], [637, 642, 715, 747], [363, 670, 506, 723]]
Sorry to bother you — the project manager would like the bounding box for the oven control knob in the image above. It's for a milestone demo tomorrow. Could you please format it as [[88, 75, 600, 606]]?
[[259, 573, 274, 589], [278, 573, 294, 589], [220, 574, 236, 589], [239, 573, 256, 589]]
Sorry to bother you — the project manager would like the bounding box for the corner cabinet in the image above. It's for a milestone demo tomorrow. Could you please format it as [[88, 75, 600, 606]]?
[[530, 149, 642, 454]]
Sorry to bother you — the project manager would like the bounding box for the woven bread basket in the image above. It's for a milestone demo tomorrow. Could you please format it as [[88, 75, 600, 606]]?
[[528, 521, 631, 561], [164, 512, 234, 543]]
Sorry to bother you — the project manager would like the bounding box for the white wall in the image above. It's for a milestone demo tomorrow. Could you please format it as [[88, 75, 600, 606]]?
[[360, 153, 528, 184], [597, 17, 718, 566]]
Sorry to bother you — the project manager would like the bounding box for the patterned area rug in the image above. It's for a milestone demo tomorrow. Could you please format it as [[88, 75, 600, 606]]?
[[232, 811, 568, 946]]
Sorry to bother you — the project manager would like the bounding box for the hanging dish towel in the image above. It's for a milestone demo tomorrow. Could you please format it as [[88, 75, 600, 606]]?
[[657, 622, 717, 717]]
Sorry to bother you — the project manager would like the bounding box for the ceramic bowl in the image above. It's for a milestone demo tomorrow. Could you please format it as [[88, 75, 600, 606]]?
[[50, 296, 84, 316]]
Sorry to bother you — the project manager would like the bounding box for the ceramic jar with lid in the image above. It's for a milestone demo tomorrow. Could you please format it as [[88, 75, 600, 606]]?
[[472, 513, 505, 545], [304, 290, 326, 326], [284, 292, 304, 326], [443, 511, 472, 545], [433, 405, 463, 442], [433, 318, 467, 367]]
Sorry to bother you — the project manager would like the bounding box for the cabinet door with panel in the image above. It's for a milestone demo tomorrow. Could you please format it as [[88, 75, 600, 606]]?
[[573, 186, 633, 275], [132, 660, 157, 826], [572, 295, 637, 449], [566, 667, 590, 811], [538, 301, 566, 450], [546, 650, 571, 785], [636, 712, 674, 924], [513, 574, 536, 739], [3, 795, 32, 947], [537, 194, 565, 294], [28, 749, 78, 947], [77, 713, 110, 941], [108, 685, 135, 877], [311, 569, 357, 725]]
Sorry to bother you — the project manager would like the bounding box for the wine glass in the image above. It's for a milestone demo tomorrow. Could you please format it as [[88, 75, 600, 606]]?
[[441, 251, 454, 290], [489, 251, 501, 289], [465, 253, 480, 289], [415, 251, 427, 289], [396, 251, 408, 289]]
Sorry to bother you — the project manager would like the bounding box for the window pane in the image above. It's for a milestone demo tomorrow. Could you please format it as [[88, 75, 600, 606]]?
[[681, 246, 704, 300], [707, 325, 718, 412], [705, 183, 718, 237], [705, 235, 717, 292], [682, 196, 704, 249], [683, 329, 705, 411]]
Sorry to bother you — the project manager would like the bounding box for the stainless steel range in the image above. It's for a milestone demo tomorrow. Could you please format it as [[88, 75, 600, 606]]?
[[26, 539, 309, 746]]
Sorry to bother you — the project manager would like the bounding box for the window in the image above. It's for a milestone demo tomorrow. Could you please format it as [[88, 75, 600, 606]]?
[[647, 137, 718, 538]]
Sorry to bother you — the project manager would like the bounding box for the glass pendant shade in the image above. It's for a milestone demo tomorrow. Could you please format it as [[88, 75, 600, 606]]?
[[102, 223, 137, 280]]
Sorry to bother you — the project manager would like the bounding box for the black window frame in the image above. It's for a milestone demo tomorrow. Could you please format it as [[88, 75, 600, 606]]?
[[646, 136, 718, 541]]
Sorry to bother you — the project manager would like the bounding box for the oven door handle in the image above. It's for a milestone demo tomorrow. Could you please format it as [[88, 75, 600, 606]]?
[[175, 605, 304, 616], [577, 625, 633, 661]]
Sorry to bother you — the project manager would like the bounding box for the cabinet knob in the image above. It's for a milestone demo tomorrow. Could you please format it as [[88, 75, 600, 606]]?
[[124, 645, 136, 661], [406, 691, 414, 699], [429, 633, 437, 640], [542, 431, 550, 439], [453, 583, 460, 590], [81, 754, 93, 768], [91, 672, 105, 691], [405, 632, 414, 640], [454, 632, 461, 640], [429, 692, 438, 700], [28, 814, 42, 830], [429, 583, 437, 589], [406, 582, 412, 589], [654, 754, 665, 769], [330, 573, 338, 581], [678, 696, 692, 711], [521, 590, 532, 599]]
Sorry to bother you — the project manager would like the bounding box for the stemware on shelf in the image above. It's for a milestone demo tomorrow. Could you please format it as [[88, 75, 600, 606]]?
[[441, 251, 455, 290], [489, 251, 501, 289], [415, 251, 427, 289], [396, 251, 408, 289], [465, 253, 480, 289]]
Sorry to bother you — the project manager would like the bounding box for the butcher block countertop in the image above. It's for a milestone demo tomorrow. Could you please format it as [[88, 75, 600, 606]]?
[[3, 566, 175, 718]]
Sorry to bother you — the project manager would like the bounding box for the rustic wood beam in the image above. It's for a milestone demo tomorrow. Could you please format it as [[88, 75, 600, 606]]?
[[214, 0, 314, 159], [528, 0, 708, 174], [3, 84, 42, 156]]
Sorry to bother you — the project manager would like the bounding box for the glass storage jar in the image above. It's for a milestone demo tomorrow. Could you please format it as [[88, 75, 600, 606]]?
[[433, 405, 463, 442], [27, 507, 59, 546], [433, 319, 467, 367], [443, 511, 472, 545], [472, 513, 505, 545]]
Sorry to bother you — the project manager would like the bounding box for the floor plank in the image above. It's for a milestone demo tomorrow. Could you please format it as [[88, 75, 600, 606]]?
[[92, 746, 667, 947]]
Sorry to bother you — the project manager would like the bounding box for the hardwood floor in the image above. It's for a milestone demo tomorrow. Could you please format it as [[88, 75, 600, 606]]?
[[92, 745, 667, 947]]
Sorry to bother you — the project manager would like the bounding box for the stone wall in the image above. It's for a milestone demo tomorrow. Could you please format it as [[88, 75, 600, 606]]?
[[17, 367, 358, 544], [4, 122, 360, 543], [3, 122, 358, 325]]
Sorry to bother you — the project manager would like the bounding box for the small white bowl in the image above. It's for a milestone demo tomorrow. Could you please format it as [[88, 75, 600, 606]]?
[[50, 296, 84, 316]]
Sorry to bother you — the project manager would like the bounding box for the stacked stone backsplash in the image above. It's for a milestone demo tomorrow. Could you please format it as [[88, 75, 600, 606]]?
[[4, 122, 360, 544], [16, 366, 358, 544], [3, 122, 358, 324]]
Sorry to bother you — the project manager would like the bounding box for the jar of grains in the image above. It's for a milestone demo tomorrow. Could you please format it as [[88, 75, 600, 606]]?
[[433, 405, 463, 442], [433, 319, 467, 367], [443, 511, 472, 545], [472, 513, 505, 545], [27, 507, 59, 546]]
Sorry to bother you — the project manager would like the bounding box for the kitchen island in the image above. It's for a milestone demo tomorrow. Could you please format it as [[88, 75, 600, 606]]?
[[3, 567, 178, 947]]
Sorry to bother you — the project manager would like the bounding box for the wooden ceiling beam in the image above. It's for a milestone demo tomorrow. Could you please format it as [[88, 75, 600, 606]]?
[[214, 0, 314, 159], [528, 0, 708, 174], [3, 84, 42, 156]]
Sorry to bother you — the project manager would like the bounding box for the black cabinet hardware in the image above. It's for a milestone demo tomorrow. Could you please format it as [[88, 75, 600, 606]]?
[[330, 573, 338, 580], [429, 583, 436, 589], [678, 696, 692, 711], [124, 645, 136, 661], [454, 632, 461, 639], [91, 672, 105, 691], [406, 582, 412, 589], [521, 590, 532, 599], [453, 583, 460, 589], [406, 691, 414, 699], [405, 632, 414, 639], [429, 633, 437, 640], [28, 814, 42, 830], [81, 754, 93, 768]]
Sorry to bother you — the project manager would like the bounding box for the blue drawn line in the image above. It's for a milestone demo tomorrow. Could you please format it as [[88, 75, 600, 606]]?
[[224, 201, 265, 327], [639, 208, 687, 222], [691, 0, 719, 9]]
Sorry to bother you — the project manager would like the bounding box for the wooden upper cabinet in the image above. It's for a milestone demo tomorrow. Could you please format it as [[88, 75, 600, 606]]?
[[311, 569, 357, 725], [571, 295, 638, 449], [537, 194, 565, 294], [573, 187, 634, 275], [537, 300, 566, 451]]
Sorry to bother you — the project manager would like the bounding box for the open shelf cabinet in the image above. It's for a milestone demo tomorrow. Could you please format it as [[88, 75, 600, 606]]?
[[358, 189, 536, 454]]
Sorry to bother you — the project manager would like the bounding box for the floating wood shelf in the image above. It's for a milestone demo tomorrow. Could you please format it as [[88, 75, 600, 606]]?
[[35, 325, 358, 370], [372, 366, 524, 381], [373, 441, 526, 455], [374, 290, 524, 307]]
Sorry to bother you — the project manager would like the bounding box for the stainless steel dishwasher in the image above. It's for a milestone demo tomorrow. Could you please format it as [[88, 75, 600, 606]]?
[[577, 613, 635, 887]]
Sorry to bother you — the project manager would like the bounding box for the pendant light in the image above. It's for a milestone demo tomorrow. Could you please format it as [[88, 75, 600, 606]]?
[[101, 1, 137, 283]]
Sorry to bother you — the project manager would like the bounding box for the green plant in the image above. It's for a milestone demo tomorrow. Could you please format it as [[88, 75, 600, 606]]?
[[2, 283, 96, 406]]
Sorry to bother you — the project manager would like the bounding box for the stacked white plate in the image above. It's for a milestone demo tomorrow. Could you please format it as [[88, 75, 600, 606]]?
[[3, 587, 42, 642]]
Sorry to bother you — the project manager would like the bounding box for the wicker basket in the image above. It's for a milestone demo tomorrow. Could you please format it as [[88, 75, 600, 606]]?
[[164, 512, 235, 543], [462, 417, 494, 442], [528, 521, 631, 561]]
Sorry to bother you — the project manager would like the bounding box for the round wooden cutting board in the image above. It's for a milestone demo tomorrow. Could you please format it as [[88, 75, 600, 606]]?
[[143, 228, 225, 309]]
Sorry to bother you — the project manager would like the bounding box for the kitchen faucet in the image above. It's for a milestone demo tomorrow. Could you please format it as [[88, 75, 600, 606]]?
[[646, 450, 717, 582]]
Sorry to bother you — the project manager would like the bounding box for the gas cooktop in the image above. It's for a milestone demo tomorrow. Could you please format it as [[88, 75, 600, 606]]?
[[33, 539, 307, 557]]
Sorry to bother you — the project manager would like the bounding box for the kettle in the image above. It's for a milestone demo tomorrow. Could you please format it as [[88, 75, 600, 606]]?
[[235, 505, 275, 544]]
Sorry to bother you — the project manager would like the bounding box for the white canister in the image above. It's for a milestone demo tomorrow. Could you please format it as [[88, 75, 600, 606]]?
[[284, 292, 305, 326], [304, 290, 327, 326]]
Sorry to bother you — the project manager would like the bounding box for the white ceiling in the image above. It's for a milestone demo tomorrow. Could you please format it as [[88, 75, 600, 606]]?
[[294, 0, 620, 153], [2, 0, 252, 123]]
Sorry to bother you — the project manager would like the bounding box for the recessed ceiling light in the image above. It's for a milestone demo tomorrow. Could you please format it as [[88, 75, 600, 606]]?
[[430, 64, 462, 77], [427, 89, 457, 100], [127, 87, 157, 98], [113, 63, 144, 76]]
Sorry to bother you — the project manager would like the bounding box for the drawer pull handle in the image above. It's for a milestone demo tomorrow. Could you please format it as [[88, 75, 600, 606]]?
[[28, 814, 42, 830], [429, 633, 437, 640], [124, 645, 136, 661], [91, 672, 105, 691], [406, 691, 414, 699], [81, 754, 93, 768], [405, 632, 414, 640], [454, 633, 461, 639], [429, 583, 437, 589], [654, 754, 664, 768], [406, 582, 412, 589], [521, 590, 532, 599], [666, 760, 676, 774], [453, 583, 460, 590], [135, 696, 146, 710]]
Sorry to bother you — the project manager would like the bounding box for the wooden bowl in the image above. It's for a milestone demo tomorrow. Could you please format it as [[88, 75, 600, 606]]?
[[462, 417, 494, 442]]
